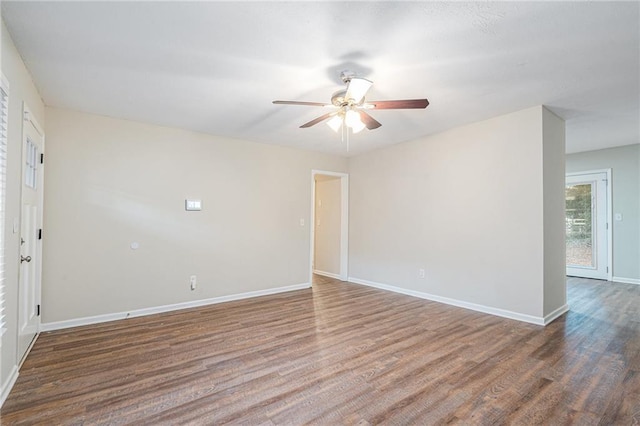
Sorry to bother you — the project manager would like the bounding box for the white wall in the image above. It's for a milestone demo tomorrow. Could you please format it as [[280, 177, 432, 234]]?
[[349, 106, 566, 323], [0, 20, 46, 402], [42, 107, 347, 324], [566, 144, 640, 283], [313, 176, 341, 276]]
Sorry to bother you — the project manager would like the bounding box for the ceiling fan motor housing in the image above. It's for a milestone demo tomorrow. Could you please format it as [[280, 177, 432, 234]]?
[[331, 90, 349, 107]]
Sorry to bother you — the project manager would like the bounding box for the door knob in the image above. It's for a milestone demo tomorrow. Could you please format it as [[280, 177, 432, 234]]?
[[21, 255, 31, 263]]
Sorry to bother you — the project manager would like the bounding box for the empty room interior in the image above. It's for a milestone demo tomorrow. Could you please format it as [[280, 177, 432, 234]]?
[[0, 1, 639, 424]]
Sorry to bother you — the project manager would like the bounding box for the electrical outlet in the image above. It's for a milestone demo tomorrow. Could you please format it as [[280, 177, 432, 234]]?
[[190, 275, 197, 290], [418, 269, 426, 279]]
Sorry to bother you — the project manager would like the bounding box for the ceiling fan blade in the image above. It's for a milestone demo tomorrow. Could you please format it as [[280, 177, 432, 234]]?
[[273, 100, 330, 107], [367, 99, 429, 109], [300, 112, 337, 128], [345, 77, 373, 104], [358, 111, 382, 130]]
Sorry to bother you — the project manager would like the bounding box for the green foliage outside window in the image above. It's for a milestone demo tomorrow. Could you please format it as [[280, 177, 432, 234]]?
[[566, 184, 592, 239]]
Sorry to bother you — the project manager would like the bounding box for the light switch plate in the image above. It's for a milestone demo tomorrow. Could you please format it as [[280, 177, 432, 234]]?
[[614, 213, 623, 221], [185, 199, 202, 211]]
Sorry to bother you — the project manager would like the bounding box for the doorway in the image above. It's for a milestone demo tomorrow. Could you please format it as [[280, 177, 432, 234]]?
[[310, 170, 348, 283], [17, 105, 44, 363], [565, 170, 611, 280]]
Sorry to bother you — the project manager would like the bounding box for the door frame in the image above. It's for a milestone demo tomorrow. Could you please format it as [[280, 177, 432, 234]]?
[[310, 170, 349, 283], [18, 103, 44, 363], [566, 169, 612, 281]]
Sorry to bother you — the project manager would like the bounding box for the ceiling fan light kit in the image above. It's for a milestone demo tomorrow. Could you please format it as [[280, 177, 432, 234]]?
[[326, 114, 343, 132], [345, 109, 365, 133], [273, 70, 429, 149], [343, 77, 372, 104]]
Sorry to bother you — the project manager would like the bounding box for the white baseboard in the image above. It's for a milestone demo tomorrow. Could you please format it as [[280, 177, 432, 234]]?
[[40, 282, 311, 332], [348, 276, 553, 326], [0, 365, 19, 409], [313, 269, 342, 280], [18, 332, 40, 369], [612, 276, 640, 285], [543, 304, 570, 325]]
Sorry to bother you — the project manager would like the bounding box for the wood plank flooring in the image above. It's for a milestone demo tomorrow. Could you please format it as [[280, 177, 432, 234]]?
[[2, 275, 639, 425]]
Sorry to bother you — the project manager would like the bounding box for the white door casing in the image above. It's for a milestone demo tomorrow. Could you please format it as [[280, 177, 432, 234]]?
[[310, 170, 349, 283], [17, 105, 44, 363]]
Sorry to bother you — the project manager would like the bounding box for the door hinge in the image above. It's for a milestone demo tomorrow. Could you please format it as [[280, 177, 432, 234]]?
[[37, 304, 41, 316], [38, 228, 42, 240], [40, 153, 44, 164], [606, 223, 609, 230]]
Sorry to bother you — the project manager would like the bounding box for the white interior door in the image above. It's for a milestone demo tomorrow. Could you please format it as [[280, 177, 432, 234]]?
[[17, 107, 44, 363], [566, 172, 608, 280]]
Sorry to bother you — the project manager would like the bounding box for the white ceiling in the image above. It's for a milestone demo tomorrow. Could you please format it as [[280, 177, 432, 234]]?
[[2, 1, 638, 157]]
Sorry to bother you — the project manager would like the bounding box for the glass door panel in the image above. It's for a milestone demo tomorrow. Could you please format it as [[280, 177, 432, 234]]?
[[566, 183, 594, 267]]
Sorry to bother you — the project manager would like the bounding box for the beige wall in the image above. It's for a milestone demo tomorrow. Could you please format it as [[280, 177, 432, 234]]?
[[314, 176, 341, 276], [566, 144, 640, 282], [42, 107, 347, 324], [542, 108, 567, 315], [349, 106, 566, 321], [1, 21, 46, 398]]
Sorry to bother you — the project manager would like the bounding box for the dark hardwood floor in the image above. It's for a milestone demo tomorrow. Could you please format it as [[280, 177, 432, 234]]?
[[2, 275, 639, 425]]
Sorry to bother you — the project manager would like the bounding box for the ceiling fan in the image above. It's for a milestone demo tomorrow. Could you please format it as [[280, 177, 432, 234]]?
[[273, 71, 429, 135]]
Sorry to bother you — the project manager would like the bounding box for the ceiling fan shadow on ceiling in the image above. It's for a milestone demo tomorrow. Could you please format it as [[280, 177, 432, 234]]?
[[273, 70, 429, 149]]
